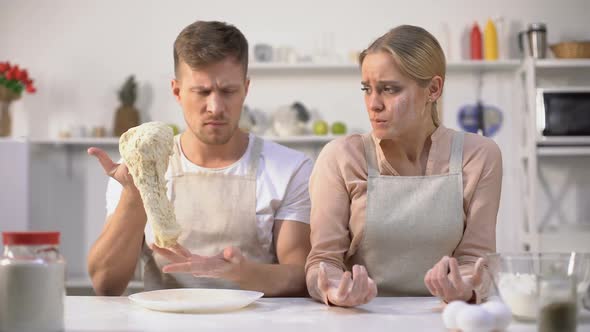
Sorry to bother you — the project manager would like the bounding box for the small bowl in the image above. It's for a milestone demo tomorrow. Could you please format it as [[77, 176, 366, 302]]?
[[486, 252, 590, 321]]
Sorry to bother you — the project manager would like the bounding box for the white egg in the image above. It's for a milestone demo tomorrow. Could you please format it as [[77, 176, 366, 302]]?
[[481, 301, 512, 331], [456, 305, 495, 332], [442, 301, 469, 329]]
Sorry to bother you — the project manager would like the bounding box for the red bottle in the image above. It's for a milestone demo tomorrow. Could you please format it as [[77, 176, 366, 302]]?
[[470, 22, 483, 60]]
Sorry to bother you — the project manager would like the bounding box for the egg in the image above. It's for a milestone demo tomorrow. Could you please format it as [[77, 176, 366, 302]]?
[[481, 301, 512, 331], [442, 301, 468, 329], [456, 305, 495, 332]]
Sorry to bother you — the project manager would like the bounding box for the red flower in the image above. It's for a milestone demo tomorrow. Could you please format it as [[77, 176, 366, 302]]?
[[10, 67, 20, 80], [1, 61, 36, 95], [17, 69, 28, 82]]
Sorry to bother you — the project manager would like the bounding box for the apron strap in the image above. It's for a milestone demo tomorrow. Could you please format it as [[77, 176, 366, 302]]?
[[168, 135, 184, 204], [169, 135, 184, 177], [449, 131, 464, 174], [361, 134, 379, 177], [246, 135, 263, 177]]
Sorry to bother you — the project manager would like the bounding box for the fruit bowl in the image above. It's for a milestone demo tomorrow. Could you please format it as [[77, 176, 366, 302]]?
[[486, 252, 590, 321]]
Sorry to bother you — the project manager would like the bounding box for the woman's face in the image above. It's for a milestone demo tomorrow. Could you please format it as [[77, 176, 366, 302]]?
[[361, 51, 431, 140]]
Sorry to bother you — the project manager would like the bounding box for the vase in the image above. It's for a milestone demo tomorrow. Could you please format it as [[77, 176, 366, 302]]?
[[0, 101, 11, 137]]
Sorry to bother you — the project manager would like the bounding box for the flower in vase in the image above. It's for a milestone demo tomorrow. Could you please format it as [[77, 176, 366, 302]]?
[[0, 61, 37, 102]]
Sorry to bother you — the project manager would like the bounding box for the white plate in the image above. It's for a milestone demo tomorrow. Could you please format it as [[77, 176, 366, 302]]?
[[128, 288, 264, 313]]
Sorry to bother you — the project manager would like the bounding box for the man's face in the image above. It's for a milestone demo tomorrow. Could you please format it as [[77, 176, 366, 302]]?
[[172, 58, 249, 145]]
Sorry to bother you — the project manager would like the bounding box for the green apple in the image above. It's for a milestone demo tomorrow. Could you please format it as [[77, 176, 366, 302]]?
[[312, 120, 329, 135], [331, 122, 347, 135], [168, 124, 180, 135]]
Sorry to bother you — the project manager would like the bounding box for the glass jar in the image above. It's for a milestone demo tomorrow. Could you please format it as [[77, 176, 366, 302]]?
[[0, 232, 66, 332], [537, 275, 578, 332]]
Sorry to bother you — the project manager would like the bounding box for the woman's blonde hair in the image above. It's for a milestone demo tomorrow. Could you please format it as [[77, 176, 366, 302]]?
[[359, 25, 446, 126]]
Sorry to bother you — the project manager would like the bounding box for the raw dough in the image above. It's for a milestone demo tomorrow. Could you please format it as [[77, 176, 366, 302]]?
[[120, 122, 181, 248]]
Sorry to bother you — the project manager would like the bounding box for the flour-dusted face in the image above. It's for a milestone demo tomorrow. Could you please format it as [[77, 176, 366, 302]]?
[[172, 58, 249, 145], [361, 51, 431, 140]]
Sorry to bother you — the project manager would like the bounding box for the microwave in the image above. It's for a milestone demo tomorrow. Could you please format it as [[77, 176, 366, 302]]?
[[537, 88, 590, 140]]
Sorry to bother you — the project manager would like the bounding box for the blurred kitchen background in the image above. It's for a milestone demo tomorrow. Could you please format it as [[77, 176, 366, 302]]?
[[1, 0, 590, 295]]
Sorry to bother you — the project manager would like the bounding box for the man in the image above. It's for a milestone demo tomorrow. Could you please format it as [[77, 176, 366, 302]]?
[[87, 21, 312, 296]]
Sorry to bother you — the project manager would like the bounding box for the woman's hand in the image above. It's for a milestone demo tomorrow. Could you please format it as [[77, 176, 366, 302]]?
[[424, 256, 484, 303], [317, 262, 377, 307]]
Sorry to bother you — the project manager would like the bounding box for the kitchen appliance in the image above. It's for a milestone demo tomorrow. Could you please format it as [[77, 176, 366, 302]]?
[[519, 23, 547, 59], [536, 87, 590, 144]]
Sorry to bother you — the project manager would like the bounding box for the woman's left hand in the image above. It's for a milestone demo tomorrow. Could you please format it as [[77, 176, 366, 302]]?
[[424, 256, 484, 303]]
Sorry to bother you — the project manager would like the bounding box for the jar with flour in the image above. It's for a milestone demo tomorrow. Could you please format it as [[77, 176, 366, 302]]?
[[0, 232, 65, 332]]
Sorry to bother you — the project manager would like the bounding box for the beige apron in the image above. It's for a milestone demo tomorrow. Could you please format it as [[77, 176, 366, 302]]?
[[351, 131, 465, 296], [142, 135, 274, 290]]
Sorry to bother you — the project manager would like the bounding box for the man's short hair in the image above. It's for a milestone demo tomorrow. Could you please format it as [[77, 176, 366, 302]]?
[[173, 20, 249, 77]]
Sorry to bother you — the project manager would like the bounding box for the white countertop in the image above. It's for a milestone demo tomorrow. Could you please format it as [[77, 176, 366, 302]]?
[[65, 296, 590, 332]]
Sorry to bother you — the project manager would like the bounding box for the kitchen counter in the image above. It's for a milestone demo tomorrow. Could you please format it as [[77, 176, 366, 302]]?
[[65, 296, 590, 332]]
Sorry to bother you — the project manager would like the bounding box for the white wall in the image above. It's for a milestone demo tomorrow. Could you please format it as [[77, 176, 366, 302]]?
[[1, 0, 590, 265], [2, 0, 589, 137]]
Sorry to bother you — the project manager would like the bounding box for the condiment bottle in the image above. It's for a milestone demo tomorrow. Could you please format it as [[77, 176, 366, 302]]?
[[484, 18, 499, 60], [470, 22, 483, 60]]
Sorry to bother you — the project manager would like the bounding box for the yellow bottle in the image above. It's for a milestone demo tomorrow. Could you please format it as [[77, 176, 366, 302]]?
[[484, 18, 499, 60]]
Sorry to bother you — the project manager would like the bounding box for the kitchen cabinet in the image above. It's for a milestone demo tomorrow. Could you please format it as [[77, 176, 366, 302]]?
[[0, 138, 29, 238], [518, 58, 590, 252], [249, 60, 520, 73]]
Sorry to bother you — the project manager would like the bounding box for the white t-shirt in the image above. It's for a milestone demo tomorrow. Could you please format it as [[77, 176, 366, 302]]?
[[105, 133, 313, 255]]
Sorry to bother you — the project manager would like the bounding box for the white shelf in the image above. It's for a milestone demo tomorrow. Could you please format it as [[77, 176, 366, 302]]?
[[519, 59, 590, 253], [22, 135, 336, 146], [0, 137, 29, 143], [250, 62, 359, 74], [537, 146, 590, 156], [249, 60, 521, 74], [31, 137, 119, 146], [446, 60, 521, 71], [537, 136, 590, 146], [534, 59, 590, 69]]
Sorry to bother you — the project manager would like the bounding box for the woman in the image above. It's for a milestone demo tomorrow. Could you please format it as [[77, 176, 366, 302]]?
[[305, 25, 502, 307]]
